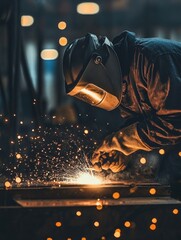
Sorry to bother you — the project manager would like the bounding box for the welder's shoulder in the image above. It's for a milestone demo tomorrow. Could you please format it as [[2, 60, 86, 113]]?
[[135, 36, 181, 62]]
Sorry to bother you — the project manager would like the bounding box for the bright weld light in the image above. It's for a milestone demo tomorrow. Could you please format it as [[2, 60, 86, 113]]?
[[76, 173, 102, 184]]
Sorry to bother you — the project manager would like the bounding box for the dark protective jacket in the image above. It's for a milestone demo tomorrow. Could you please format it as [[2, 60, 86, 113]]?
[[111, 31, 181, 155]]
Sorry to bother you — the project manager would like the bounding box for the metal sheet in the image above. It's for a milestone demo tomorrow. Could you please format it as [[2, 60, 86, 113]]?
[[15, 197, 181, 208], [0, 183, 173, 208]]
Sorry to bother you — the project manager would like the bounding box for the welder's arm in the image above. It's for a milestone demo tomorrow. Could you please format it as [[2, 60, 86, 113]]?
[[91, 122, 151, 172], [139, 53, 181, 148], [136, 114, 181, 149]]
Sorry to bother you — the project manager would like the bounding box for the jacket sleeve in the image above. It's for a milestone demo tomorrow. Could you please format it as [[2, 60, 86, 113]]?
[[136, 53, 181, 149], [106, 122, 151, 156], [111, 52, 181, 156]]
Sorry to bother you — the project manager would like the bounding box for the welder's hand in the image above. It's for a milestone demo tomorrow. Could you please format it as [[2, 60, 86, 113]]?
[[91, 123, 151, 172], [91, 150, 127, 173], [91, 132, 128, 173]]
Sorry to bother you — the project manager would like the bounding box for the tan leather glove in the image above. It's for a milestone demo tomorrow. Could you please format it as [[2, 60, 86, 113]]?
[[92, 150, 127, 173], [91, 123, 151, 172]]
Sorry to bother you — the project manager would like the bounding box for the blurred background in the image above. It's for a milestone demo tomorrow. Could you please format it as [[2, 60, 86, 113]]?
[[1, 0, 181, 124], [1, 1, 181, 240]]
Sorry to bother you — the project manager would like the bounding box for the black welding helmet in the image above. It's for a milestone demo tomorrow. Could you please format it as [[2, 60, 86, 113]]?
[[63, 33, 123, 111]]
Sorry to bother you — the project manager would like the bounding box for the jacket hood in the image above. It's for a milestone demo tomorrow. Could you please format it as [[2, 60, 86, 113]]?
[[112, 31, 136, 76]]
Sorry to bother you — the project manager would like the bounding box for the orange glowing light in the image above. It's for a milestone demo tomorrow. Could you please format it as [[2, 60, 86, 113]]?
[[55, 221, 62, 227], [77, 2, 100, 15], [178, 151, 181, 157], [149, 188, 156, 195], [114, 229, 121, 238], [58, 21, 67, 30], [76, 211, 82, 216], [40, 49, 58, 60], [124, 221, 131, 228], [94, 221, 99, 227], [47, 238, 53, 240], [96, 200, 103, 210], [4, 181, 12, 188], [150, 224, 156, 231], [21, 15, 34, 27], [84, 129, 89, 134], [16, 153, 22, 159], [112, 192, 120, 199], [15, 177, 21, 183], [159, 149, 165, 155], [81, 238, 86, 240], [140, 157, 146, 164], [173, 208, 179, 215], [152, 218, 157, 223], [101, 237, 106, 240], [96, 206, 103, 210], [59, 37, 68, 46]]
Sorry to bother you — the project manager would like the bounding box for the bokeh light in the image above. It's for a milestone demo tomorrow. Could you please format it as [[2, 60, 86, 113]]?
[[150, 224, 156, 231], [94, 221, 99, 227], [40, 49, 58, 60], [16, 153, 22, 159], [149, 188, 156, 195], [58, 21, 67, 30], [15, 177, 21, 183], [96, 199, 103, 210], [114, 228, 121, 238], [4, 181, 12, 188], [140, 157, 146, 164], [84, 129, 89, 134], [124, 221, 131, 228], [77, 2, 100, 15], [159, 149, 165, 155], [76, 211, 82, 217], [21, 15, 34, 27], [112, 192, 120, 199], [59, 37, 68, 46], [173, 208, 179, 215], [152, 218, 157, 223], [55, 221, 62, 227]]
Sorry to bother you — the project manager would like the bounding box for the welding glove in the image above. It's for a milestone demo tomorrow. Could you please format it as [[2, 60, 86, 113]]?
[[91, 123, 150, 173]]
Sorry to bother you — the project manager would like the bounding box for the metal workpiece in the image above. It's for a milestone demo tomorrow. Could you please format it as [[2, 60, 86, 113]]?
[[0, 183, 178, 208]]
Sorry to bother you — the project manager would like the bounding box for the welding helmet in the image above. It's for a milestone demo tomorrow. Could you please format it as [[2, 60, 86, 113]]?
[[63, 33, 122, 111]]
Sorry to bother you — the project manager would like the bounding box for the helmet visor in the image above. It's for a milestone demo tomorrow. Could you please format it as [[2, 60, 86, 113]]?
[[74, 83, 106, 106], [67, 55, 120, 110]]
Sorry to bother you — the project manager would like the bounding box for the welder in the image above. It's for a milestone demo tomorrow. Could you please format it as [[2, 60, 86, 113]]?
[[63, 31, 181, 173]]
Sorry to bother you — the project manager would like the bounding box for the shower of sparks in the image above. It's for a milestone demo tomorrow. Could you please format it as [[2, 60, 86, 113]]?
[[0, 116, 109, 187], [0, 113, 168, 188]]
